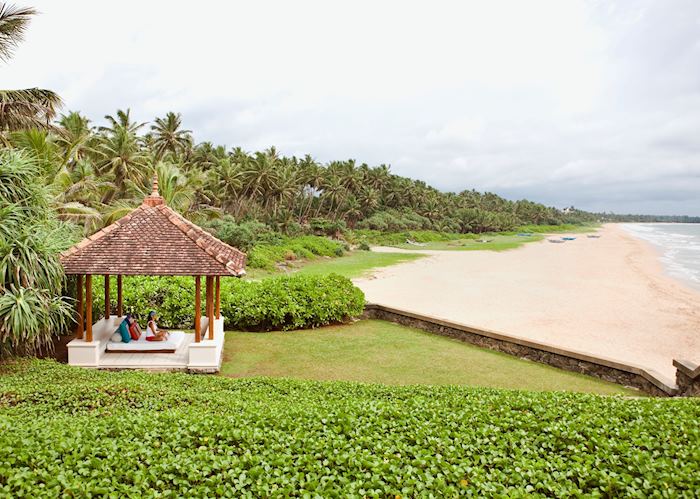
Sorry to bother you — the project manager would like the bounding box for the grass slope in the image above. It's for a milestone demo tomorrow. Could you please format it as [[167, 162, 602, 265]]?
[[246, 250, 424, 280], [293, 251, 424, 278], [390, 234, 544, 251], [0, 361, 697, 496], [223, 320, 636, 395]]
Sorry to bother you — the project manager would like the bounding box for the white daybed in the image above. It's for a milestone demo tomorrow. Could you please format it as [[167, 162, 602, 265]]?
[[106, 330, 185, 353]]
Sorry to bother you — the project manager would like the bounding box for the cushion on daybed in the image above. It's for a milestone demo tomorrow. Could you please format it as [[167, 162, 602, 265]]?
[[129, 322, 140, 340], [111, 332, 122, 343], [118, 321, 131, 343]]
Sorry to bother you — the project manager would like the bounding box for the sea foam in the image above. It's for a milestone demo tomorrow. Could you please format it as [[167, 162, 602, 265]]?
[[623, 223, 700, 292]]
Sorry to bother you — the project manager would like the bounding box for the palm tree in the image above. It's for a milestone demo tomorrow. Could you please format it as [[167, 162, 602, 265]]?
[[0, 4, 62, 136], [242, 148, 280, 203], [267, 160, 300, 221], [213, 156, 244, 214], [154, 162, 194, 212], [150, 112, 192, 161], [96, 109, 147, 199], [297, 155, 323, 222], [357, 186, 380, 216], [55, 111, 93, 168], [319, 174, 346, 220]]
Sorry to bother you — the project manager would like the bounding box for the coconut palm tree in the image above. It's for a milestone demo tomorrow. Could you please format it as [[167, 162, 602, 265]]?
[[0, 4, 61, 137], [154, 162, 194, 212], [96, 109, 147, 199], [213, 156, 244, 214], [150, 112, 192, 161], [242, 148, 280, 203], [55, 111, 93, 168]]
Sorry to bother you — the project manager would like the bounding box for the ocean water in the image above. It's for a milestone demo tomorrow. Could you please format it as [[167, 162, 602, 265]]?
[[623, 223, 700, 292]]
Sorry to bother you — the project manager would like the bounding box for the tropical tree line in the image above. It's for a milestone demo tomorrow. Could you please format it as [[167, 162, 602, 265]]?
[[3, 108, 596, 237]]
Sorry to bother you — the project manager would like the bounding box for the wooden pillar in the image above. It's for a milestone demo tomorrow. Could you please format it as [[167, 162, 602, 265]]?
[[75, 275, 84, 339], [104, 274, 110, 318], [194, 276, 201, 343], [215, 276, 221, 320], [117, 275, 123, 317], [85, 275, 93, 342], [206, 276, 214, 340]]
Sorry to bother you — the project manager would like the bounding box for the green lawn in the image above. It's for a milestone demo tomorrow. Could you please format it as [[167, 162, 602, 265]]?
[[391, 234, 544, 251], [222, 319, 637, 395], [245, 250, 425, 280]]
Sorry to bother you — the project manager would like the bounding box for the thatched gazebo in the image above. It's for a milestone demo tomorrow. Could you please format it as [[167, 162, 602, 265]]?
[[60, 177, 246, 371]]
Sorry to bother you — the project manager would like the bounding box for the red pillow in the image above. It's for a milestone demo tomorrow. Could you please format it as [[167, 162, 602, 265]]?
[[129, 322, 140, 340]]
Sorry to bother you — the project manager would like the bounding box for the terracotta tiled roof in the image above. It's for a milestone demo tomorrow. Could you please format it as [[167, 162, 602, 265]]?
[[60, 182, 246, 276]]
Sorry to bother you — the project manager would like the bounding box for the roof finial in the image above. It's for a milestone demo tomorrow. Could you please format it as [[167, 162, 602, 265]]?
[[143, 173, 164, 207]]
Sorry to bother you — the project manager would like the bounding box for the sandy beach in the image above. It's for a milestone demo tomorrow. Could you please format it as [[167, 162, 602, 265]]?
[[355, 225, 700, 381]]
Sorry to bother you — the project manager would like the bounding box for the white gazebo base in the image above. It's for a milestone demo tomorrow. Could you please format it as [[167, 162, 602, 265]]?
[[67, 316, 225, 373]]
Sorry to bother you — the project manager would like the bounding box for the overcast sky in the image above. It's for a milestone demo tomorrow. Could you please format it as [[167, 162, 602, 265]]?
[[3, 0, 699, 215]]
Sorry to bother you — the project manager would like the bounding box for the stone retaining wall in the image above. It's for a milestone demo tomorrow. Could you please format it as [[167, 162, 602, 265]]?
[[363, 304, 678, 397], [673, 360, 700, 397]]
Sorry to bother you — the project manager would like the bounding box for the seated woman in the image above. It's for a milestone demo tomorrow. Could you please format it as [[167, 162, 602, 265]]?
[[144, 310, 170, 342]]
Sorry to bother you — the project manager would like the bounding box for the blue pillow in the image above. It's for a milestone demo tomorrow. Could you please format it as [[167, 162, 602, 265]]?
[[118, 320, 131, 343]]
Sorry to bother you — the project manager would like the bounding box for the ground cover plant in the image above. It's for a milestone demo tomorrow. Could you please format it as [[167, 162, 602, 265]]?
[[223, 320, 637, 395], [0, 360, 698, 497], [88, 273, 365, 331]]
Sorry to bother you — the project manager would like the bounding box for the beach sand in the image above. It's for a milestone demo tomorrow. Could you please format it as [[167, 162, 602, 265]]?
[[354, 224, 700, 381]]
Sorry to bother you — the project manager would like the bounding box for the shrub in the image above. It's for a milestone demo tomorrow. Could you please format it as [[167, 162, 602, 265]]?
[[248, 235, 346, 270], [205, 218, 279, 252], [356, 209, 431, 232], [89, 273, 365, 331], [1, 361, 699, 497], [309, 217, 347, 236], [0, 151, 79, 358]]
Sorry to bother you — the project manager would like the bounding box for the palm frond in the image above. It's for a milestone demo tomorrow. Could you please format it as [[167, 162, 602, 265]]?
[[0, 87, 62, 131], [0, 3, 36, 63]]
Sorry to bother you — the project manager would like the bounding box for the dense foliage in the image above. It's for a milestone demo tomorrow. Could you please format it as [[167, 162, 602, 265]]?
[[0, 361, 698, 497], [88, 273, 365, 331], [0, 151, 76, 357]]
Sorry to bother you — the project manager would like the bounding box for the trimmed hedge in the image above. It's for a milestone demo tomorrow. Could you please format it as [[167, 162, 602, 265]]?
[[87, 273, 365, 331], [0, 361, 698, 496]]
